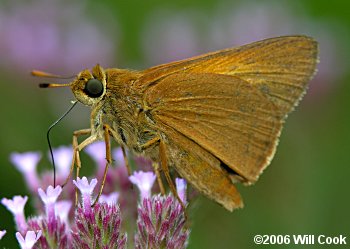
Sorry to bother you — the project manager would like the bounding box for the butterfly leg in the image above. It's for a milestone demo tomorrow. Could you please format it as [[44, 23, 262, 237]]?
[[100, 127, 133, 177], [153, 162, 165, 195], [61, 129, 92, 205], [92, 124, 113, 206], [62, 129, 92, 188], [139, 136, 166, 194], [121, 146, 132, 176], [159, 140, 186, 211], [65, 129, 100, 205]]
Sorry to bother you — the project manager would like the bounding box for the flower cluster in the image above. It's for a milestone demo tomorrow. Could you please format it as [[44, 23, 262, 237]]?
[[134, 178, 189, 249], [1, 143, 190, 248]]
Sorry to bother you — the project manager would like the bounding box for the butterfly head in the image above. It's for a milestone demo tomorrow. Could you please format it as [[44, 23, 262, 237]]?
[[36, 64, 107, 106]]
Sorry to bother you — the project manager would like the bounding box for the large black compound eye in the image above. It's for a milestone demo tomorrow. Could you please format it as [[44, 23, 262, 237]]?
[[84, 78, 104, 98]]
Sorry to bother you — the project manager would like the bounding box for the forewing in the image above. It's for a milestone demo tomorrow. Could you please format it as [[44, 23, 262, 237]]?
[[144, 73, 282, 182], [138, 36, 318, 119]]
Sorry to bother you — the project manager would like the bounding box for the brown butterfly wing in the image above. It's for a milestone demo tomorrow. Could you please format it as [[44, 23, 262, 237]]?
[[144, 73, 282, 183], [136, 36, 318, 210], [160, 123, 244, 211], [139, 36, 318, 119]]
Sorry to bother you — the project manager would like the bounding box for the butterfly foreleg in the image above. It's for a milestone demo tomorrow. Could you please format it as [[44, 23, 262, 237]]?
[[62, 129, 92, 188]]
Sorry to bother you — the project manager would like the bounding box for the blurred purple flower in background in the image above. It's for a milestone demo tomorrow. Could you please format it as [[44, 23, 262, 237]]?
[[0, 230, 6, 240], [50, 146, 73, 179], [99, 191, 120, 205], [55, 200, 72, 225], [10, 152, 41, 192], [0, 0, 118, 74], [85, 141, 107, 168], [1, 196, 28, 234], [142, 9, 201, 65]]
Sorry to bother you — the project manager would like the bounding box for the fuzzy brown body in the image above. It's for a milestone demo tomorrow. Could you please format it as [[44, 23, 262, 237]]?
[[58, 36, 318, 211]]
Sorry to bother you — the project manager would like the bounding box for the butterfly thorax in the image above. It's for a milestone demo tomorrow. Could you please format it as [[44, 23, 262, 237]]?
[[93, 69, 161, 160]]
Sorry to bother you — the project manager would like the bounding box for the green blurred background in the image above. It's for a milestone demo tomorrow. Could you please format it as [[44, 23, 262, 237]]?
[[1, 0, 349, 248]]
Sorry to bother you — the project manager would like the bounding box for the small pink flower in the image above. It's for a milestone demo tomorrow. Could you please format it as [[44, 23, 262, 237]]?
[[73, 177, 97, 196], [10, 152, 41, 191], [175, 178, 187, 204], [38, 185, 62, 221], [1, 195, 28, 214], [10, 152, 41, 173], [0, 230, 6, 240], [38, 185, 62, 205], [129, 171, 156, 199], [1, 196, 28, 233], [16, 230, 42, 249], [73, 177, 98, 215]]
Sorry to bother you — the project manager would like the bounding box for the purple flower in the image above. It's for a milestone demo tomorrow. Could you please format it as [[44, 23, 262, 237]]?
[[142, 10, 200, 65], [50, 146, 73, 178], [55, 200, 72, 225], [99, 192, 119, 206], [27, 216, 68, 249], [16, 230, 42, 249], [133, 155, 153, 172], [73, 177, 97, 215], [85, 141, 106, 167], [129, 171, 157, 199], [112, 147, 126, 167], [134, 195, 190, 249], [1, 195, 28, 233], [10, 152, 41, 191], [28, 186, 70, 248], [6, 145, 192, 248], [72, 202, 127, 249], [38, 185, 62, 205], [73, 177, 98, 196], [38, 185, 62, 223], [0, 230, 6, 240], [175, 178, 187, 204]]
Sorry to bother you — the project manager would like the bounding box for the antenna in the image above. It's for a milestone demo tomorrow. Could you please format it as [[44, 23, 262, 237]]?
[[31, 70, 75, 79], [47, 101, 78, 187]]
